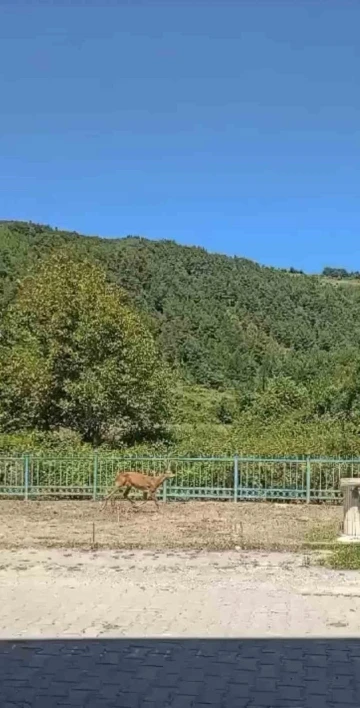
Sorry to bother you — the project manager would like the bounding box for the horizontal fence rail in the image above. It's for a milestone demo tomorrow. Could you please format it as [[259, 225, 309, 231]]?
[[0, 455, 359, 503]]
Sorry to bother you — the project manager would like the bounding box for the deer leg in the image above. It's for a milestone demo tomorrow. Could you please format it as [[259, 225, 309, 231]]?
[[111, 486, 128, 512], [123, 486, 132, 501], [149, 491, 159, 510], [122, 486, 138, 509], [111, 486, 133, 515], [137, 490, 150, 508], [102, 485, 120, 511]]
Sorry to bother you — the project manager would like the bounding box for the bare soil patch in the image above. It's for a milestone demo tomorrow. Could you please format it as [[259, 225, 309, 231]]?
[[0, 500, 341, 551]]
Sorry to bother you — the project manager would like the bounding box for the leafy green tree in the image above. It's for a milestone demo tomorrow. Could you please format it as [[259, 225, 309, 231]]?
[[0, 250, 171, 445], [250, 376, 309, 420]]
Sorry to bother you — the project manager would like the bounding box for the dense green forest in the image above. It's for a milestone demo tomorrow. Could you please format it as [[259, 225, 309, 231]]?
[[1, 219, 360, 456], [322, 266, 360, 280]]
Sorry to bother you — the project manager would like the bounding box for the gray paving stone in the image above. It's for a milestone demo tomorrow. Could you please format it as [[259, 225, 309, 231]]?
[[2, 638, 360, 707]]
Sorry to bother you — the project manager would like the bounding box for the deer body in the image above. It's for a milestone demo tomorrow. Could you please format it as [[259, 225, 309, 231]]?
[[102, 471, 174, 510]]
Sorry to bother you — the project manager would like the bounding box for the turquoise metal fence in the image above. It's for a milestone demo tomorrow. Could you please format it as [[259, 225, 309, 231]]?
[[0, 454, 360, 502]]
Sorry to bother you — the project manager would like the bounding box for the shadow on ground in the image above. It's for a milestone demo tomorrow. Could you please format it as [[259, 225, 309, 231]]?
[[1, 637, 360, 707]]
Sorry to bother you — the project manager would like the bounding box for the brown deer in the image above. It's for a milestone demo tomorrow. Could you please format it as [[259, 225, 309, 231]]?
[[102, 471, 175, 511]]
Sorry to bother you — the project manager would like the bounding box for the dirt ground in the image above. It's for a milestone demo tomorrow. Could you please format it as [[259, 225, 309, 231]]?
[[0, 499, 342, 550]]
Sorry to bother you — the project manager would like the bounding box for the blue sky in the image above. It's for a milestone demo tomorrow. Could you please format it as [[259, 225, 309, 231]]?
[[0, 1, 359, 272]]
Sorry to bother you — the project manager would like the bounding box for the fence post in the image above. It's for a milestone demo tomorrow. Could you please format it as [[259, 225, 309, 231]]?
[[93, 454, 98, 501], [234, 455, 239, 502], [24, 454, 29, 501], [162, 459, 169, 503], [306, 456, 311, 503]]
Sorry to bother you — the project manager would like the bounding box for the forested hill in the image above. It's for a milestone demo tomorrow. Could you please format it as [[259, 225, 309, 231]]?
[[1, 219, 360, 392]]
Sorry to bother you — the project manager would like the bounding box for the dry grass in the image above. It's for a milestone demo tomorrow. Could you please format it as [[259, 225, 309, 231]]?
[[0, 499, 342, 551]]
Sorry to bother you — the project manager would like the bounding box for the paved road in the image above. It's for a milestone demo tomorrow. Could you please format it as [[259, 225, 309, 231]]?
[[2, 636, 360, 707], [1, 549, 360, 706]]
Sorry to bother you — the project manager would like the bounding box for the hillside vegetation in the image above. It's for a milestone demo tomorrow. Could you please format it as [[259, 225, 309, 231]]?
[[0, 220, 360, 456]]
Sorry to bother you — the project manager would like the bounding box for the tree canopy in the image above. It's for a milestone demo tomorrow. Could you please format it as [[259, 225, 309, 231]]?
[[0, 249, 171, 445]]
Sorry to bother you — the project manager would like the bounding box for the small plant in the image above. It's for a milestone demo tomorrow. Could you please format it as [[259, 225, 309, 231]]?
[[304, 523, 338, 547], [216, 399, 234, 425], [323, 544, 360, 570]]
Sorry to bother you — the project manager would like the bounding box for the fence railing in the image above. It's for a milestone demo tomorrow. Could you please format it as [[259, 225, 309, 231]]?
[[0, 454, 359, 503]]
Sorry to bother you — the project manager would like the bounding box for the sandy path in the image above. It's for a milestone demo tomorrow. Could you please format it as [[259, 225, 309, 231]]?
[[0, 548, 359, 639]]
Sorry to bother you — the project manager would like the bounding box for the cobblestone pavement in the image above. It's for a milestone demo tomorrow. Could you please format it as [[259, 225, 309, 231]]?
[[1, 549, 360, 706]]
